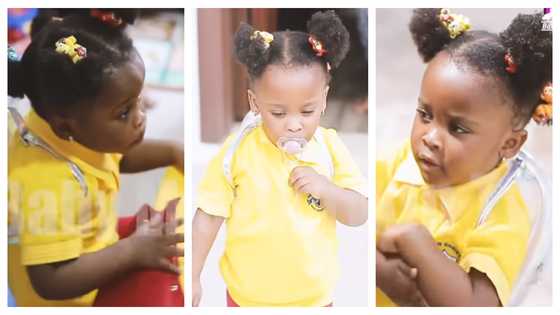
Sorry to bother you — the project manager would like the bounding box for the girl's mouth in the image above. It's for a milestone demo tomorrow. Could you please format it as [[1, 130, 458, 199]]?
[[130, 129, 145, 147], [277, 137, 307, 155], [417, 153, 441, 172]]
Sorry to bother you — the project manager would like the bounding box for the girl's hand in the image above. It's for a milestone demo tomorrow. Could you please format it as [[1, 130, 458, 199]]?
[[126, 206, 184, 274], [378, 223, 434, 255], [377, 249, 426, 306], [289, 166, 333, 199], [192, 277, 202, 307]]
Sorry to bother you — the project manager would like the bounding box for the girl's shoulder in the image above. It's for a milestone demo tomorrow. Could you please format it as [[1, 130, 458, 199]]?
[[9, 137, 76, 186]]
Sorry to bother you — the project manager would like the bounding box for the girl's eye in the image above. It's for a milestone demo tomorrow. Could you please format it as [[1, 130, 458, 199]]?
[[416, 108, 432, 122], [302, 110, 315, 116], [119, 106, 131, 120], [450, 124, 470, 135], [271, 112, 286, 117]]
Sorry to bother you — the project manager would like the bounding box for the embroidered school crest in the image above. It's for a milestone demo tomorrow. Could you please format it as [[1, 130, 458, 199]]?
[[307, 194, 324, 211], [437, 242, 461, 262]]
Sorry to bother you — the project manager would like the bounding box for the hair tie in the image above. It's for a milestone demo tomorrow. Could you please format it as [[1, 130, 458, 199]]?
[[55, 35, 87, 64], [504, 49, 517, 74], [533, 82, 552, 126], [439, 8, 471, 39], [250, 30, 274, 50], [308, 35, 327, 57], [91, 9, 123, 27]]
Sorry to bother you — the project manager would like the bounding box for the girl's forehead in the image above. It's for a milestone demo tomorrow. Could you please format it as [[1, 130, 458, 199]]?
[[254, 63, 327, 98], [94, 58, 145, 110], [421, 54, 509, 113]]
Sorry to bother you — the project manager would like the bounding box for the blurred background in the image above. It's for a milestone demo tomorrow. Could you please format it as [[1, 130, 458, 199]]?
[[192, 8, 368, 306], [376, 8, 551, 306], [8, 9, 184, 306]]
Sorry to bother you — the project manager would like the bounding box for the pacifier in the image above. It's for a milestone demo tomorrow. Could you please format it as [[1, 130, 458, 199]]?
[[277, 137, 307, 155]]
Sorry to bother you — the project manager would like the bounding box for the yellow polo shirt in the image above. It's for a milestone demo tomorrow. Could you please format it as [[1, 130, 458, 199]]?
[[8, 110, 121, 306], [197, 125, 367, 306], [376, 142, 530, 306]]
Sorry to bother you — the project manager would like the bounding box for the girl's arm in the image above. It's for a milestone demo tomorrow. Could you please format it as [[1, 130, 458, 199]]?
[[376, 249, 427, 306], [120, 139, 183, 173], [289, 166, 367, 226], [27, 214, 183, 300], [378, 224, 501, 307], [192, 208, 224, 306], [322, 185, 367, 226]]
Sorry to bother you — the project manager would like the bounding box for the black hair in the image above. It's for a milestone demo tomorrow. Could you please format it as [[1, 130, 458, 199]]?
[[409, 9, 552, 126], [8, 9, 139, 118], [233, 10, 350, 81]]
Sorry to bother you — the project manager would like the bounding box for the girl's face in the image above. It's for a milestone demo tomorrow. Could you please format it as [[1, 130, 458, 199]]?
[[411, 52, 526, 188], [65, 52, 147, 154], [248, 63, 329, 147]]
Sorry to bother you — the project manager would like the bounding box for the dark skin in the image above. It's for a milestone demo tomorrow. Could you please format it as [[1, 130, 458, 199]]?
[[49, 51, 183, 172], [378, 224, 501, 307], [192, 63, 368, 306], [249, 64, 367, 226], [376, 249, 427, 306], [28, 213, 184, 300], [411, 52, 526, 188], [27, 50, 184, 300], [377, 52, 526, 306]]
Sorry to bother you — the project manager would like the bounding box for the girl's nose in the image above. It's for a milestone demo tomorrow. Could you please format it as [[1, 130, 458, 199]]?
[[422, 128, 441, 151], [134, 108, 146, 129], [286, 118, 303, 133]]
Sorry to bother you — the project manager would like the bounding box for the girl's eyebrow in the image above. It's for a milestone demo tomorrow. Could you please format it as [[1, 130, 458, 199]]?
[[110, 96, 135, 115], [114, 87, 143, 109], [266, 103, 286, 109], [447, 113, 479, 127], [114, 96, 134, 108], [418, 97, 479, 126], [417, 98, 431, 109]]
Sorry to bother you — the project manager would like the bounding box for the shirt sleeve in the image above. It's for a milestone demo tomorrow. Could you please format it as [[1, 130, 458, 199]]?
[[376, 141, 411, 201], [459, 187, 531, 306], [323, 128, 368, 197], [10, 163, 84, 266], [196, 135, 236, 218], [375, 141, 414, 237]]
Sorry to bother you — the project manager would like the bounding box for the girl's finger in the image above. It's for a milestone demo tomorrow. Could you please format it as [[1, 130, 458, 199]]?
[[159, 258, 180, 274], [164, 232, 184, 245], [165, 245, 184, 258]]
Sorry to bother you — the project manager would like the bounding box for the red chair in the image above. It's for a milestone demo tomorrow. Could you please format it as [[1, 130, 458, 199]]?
[[94, 199, 183, 306]]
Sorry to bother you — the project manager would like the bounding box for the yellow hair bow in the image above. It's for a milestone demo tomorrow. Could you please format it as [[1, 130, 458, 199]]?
[[250, 30, 274, 49], [439, 8, 471, 39], [55, 35, 87, 64]]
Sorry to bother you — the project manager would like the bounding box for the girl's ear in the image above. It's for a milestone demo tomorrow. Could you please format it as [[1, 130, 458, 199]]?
[[500, 129, 527, 159], [49, 114, 76, 141], [247, 89, 259, 113], [321, 85, 330, 113]]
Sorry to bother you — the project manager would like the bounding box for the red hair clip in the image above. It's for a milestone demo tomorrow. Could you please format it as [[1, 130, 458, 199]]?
[[504, 50, 517, 74], [308, 36, 327, 57], [91, 9, 123, 27]]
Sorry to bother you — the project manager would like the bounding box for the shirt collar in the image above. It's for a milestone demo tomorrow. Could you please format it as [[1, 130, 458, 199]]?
[[394, 148, 509, 222], [25, 110, 121, 186]]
